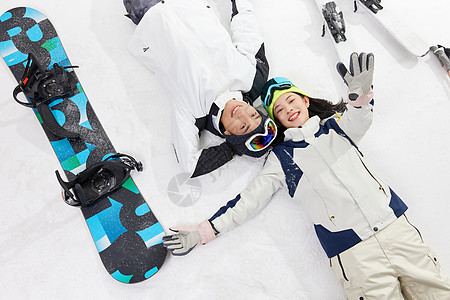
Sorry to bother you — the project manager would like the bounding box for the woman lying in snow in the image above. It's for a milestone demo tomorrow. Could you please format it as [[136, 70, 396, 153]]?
[[163, 52, 450, 300]]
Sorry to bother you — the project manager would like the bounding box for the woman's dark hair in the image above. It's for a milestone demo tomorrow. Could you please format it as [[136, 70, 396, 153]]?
[[308, 96, 346, 119]]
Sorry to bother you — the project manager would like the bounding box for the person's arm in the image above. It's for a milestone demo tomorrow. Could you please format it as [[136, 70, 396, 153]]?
[[335, 52, 375, 145], [229, 0, 263, 59], [230, 0, 269, 102], [209, 153, 284, 234], [170, 107, 206, 176], [163, 152, 285, 255]]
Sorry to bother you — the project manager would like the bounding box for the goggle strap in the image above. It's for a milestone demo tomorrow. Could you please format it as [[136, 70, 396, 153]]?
[[245, 119, 277, 152], [263, 82, 293, 107]]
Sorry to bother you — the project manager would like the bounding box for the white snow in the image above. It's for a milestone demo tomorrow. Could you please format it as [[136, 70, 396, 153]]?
[[0, 0, 449, 299]]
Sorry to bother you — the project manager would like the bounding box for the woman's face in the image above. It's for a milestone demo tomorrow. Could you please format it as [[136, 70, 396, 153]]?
[[273, 92, 310, 128], [221, 99, 262, 135]]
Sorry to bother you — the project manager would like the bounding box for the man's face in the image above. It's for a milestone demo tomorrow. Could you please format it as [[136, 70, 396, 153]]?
[[221, 99, 262, 135]]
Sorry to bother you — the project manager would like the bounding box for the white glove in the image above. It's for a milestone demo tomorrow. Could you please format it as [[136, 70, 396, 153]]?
[[162, 220, 216, 256], [336, 52, 374, 107]]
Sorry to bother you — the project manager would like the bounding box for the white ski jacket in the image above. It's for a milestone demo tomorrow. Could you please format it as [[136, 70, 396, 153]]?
[[210, 101, 408, 258], [128, 0, 269, 177]]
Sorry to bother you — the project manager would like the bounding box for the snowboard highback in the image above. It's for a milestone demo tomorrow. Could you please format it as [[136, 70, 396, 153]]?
[[0, 7, 166, 283]]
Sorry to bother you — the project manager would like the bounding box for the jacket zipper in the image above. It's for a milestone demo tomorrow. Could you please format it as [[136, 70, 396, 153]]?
[[357, 155, 387, 197]]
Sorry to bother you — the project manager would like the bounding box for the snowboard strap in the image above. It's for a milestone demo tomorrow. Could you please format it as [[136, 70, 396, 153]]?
[[56, 153, 143, 207], [13, 53, 80, 139]]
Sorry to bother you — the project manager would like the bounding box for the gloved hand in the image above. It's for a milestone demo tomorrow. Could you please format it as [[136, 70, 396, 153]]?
[[336, 52, 374, 107], [162, 220, 216, 256]]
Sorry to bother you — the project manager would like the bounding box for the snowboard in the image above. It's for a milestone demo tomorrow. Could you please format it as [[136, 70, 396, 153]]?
[[0, 7, 166, 283]]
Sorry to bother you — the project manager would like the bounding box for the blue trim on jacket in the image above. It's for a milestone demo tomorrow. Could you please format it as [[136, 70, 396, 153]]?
[[314, 225, 362, 258], [389, 188, 408, 217], [210, 194, 241, 222], [272, 143, 305, 197]]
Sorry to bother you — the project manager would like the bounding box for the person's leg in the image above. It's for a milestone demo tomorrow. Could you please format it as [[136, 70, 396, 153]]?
[[229, 0, 268, 100], [330, 233, 405, 300], [381, 215, 450, 300]]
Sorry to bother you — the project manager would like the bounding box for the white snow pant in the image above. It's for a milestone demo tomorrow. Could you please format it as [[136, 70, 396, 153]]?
[[330, 215, 450, 300]]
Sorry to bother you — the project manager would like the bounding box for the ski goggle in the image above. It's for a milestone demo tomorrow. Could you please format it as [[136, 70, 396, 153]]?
[[262, 77, 295, 108], [245, 118, 277, 152], [261, 77, 307, 120]]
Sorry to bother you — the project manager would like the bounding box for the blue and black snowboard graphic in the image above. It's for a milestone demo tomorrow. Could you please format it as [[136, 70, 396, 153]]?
[[0, 7, 166, 283]]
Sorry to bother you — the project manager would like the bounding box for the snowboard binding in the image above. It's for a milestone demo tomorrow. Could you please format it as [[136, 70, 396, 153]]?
[[13, 53, 81, 139], [56, 153, 144, 207]]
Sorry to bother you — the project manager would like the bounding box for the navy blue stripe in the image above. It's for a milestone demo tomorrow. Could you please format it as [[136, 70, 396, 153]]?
[[209, 194, 241, 222], [277, 139, 309, 149]]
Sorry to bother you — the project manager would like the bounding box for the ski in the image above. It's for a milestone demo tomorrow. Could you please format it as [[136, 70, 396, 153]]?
[[352, 0, 429, 57]]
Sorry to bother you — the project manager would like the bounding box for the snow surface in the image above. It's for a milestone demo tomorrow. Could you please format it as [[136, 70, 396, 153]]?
[[1, 0, 450, 299]]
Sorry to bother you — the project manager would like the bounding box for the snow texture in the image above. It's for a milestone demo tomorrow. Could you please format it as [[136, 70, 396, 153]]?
[[1, 0, 449, 299]]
